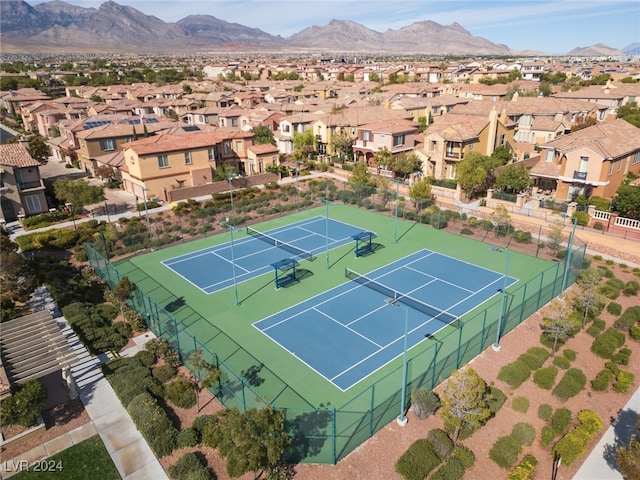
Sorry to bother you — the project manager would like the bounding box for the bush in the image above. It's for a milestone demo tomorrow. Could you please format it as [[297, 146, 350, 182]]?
[[135, 349, 156, 367], [127, 392, 177, 457], [593, 221, 605, 231], [591, 369, 614, 391], [613, 370, 635, 393], [631, 325, 640, 340], [563, 349, 577, 361], [106, 360, 157, 407], [513, 230, 532, 243], [553, 410, 603, 466], [552, 355, 571, 369], [541, 426, 555, 446], [164, 376, 196, 409], [538, 403, 553, 421], [553, 368, 587, 401], [519, 347, 550, 370], [430, 213, 448, 229], [573, 211, 590, 226], [488, 386, 507, 415], [426, 428, 454, 459], [430, 458, 465, 480], [623, 281, 640, 296], [607, 302, 623, 316], [0, 379, 47, 427], [176, 427, 200, 448], [498, 360, 531, 388], [591, 328, 626, 358], [411, 389, 440, 418], [534, 366, 558, 389], [600, 283, 621, 299], [451, 445, 475, 469], [152, 364, 177, 383], [395, 439, 441, 480], [508, 453, 538, 480], [168, 452, 213, 480], [615, 306, 640, 332], [460, 227, 474, 235], [551, 407, 572, 435], [512, 423, 536, 446], [512, 396, 529, 413], [587, 318, 606, 337], [489, 436, 522, 469], [612, 347, 632, 366]]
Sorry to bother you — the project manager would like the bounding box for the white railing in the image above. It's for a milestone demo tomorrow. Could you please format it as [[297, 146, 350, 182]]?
[[614, 216, 640, 230], [592, 210, 611, 221]]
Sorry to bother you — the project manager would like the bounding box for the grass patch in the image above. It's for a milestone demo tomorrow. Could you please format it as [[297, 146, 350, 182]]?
[[12, 435, 120, 480]]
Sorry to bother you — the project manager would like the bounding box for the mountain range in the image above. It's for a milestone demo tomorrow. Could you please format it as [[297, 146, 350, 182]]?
[[0, 0, 632, 56]]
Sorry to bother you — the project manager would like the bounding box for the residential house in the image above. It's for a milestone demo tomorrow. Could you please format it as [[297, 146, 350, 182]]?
[[552, 81, 640, 117], [246, 143, 280, 175], [534, 118, 640, 201], [0, 143, 48, 222], [353, 118, 419, 167], [1, 88, 51, 119], [120, 129, 254, 201], [423, 107, 515, 180], [181, 106, 221, 126], [519, 62, 548, 81]]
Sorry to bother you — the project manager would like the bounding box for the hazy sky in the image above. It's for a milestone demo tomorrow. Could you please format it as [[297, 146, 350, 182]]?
[[29, 0, 640, 54]]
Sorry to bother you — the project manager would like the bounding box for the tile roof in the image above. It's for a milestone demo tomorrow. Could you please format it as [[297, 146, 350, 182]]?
[[248, 143, 279, 155], [124, 131, 229, 155], [0, 144, 41, 168]]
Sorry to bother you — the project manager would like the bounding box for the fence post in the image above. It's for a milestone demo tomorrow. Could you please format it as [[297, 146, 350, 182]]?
[[456, 323, 463, 368], [519, 283, 528, 323], [536, 271, 545, 309], [480, 311, 487, 354], [332, 407, 337, 464], [369, 384, 375, 436]]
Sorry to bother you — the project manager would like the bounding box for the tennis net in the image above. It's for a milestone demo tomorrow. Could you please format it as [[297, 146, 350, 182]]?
[[246, 226, 314, 260], [345, 267, 460, 327]]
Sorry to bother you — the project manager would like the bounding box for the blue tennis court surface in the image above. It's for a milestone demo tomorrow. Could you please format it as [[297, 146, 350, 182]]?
[[254, 249, 518, 391], [162, 216, 368, 294]]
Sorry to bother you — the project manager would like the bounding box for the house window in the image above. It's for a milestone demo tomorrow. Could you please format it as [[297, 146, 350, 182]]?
[[378, 134, 385, 145], [608, 161, 614, 176], [235, 141, 243, 152], [185, 152, 192, 164], [231, 118, 238, 127], [633, 151, 640, 165], [499, 134, 506, 146], [362, 131, 370, 142], [208, 148, 215, 162], [579, 156, 588, 172], [100, 138, 115, 151], [393, 134, 405, 147], [24, 194, 42, 214], [158, 155, 169, 168], [223, 141, 231, 154], [283, 124, 290, 133], [545, 149, 554, 162], [446, 142, 455, 156], [618, 159, 623, 172]]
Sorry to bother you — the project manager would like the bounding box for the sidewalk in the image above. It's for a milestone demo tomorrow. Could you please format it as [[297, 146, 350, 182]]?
[[0, 288, 167, 480]]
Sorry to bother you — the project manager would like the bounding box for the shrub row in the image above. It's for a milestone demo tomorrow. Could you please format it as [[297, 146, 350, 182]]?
[[614, 306, 640, 332], [508, 453, 538, 480], [168, 452, 213, 480], [127, 392, 178, 457], [553, 410, 603, 466], [591, 327, 626, 359], [498, 347, 550, 388]]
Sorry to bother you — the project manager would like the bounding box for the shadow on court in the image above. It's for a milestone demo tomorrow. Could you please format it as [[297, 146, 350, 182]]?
[[329, 247, 356, 269], [396, 222, 418, 242], [164, 297, 186, 312], [240, 269, 315, 303]]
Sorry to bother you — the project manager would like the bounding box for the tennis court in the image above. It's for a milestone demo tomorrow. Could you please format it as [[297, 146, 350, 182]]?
[[255, 249, 518, 391], [161, 216, 369, 294]]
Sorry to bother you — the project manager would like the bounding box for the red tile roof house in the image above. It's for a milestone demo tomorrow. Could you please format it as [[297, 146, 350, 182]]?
[[0, 144, 48, 222]]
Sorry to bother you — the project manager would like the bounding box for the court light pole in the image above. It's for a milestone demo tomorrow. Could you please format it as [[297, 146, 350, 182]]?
[[490, 247, 511, 351], [316, 182, 332, 269], [393, 180, 400, 243], [295, 160, 301, 212], [560, 215, 578, 295], [386, 298, 409, 426], [220, 217, 239, 306], [142, 187, 152, 245], [228, 172, 239, 226]]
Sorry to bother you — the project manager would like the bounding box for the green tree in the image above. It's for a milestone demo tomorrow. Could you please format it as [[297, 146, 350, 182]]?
[[617, 417, 640, 480], [617, 104, 640, 128], [408, 177, 432, 211], [490, 146, 513, 167], [348, 160, 375, 200], [494, 163, 532, 193], [292, 130, 315, 160], [614, 182, 640, 219], [439, 368, 492, 442], [392, 152, 422, 180], [456, 152, 491, 199], [547, 220, 565, 253], [373, 147, 393, 170], [27, 134, 51, 164], [214, 163, 238, 181], [491, 204, 512, 236], [251, 125, 275, 145], [203, 406, 291, 478], [589, 74, 611, 85], [570, 116, 597, 132], [417, 116, 427, 132], [113, 276, 136, 317], [331, 132, 354, 160], [53, 179, 104, 213], [0, 231, 38, 320], [189, 349, 221, 412], [574, 268, 605, 327], [541, 298, 578, 356]]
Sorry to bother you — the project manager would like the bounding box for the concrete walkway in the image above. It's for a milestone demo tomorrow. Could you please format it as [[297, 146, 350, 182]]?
[[0, 288, 168, 480], [573, 386, 640, 479]]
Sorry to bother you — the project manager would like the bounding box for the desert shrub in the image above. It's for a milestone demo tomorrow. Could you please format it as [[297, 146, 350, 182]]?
[[451, 445, 475, 469], [591, 369, 614, 391], [597, 266, 614, 278], [613, 370, 635, 393], [135, 349, 156, 367], [538, 404, 553, 421], [563, 349, 577, 361], [191, 415, 214, 441], [600, 283, 620, 299], [127, 392, 177, 457], [607, 278, 626, 289], [553, 368, 586, 401], [612, 347, 632, 366], [607, 302, 623, 316], [586, 318, 606, 337], [508, 453, 538, 480], [488, 386, 507, 415], [631, 325, 640, 340], [164, 376, 196, 409], [573, 211, 590, 226], [615, 306, 640, 332], [430, 213, 448, 229], [498, 360, 531, 388], [512, 423, 536, 446], [519, 347, 550, 370], [168, 452, 212, 480], [534, 365, 558, 390], [591, 328, 626, 358], [176, 427, 199, 448], [460, 227, 474, 235], [395, 439, 441, 480], [152, 364, 177, 383], [489, 436, 522, 469], [551, 408, 572, 435], [430, 458, 465, 480], [552, 355, 571, 369], [624, 280, 640, 296], [593, 221, 605, 231], [541, 426, 555, 446], [553, 410, 602, 466], [411, 389, 440, 418], [512, 396, 529, 413], [578, 410, 604, 434], [513, 230, 532, 243], [106, 359, 157, 407], [426, 428, 454, 459]]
